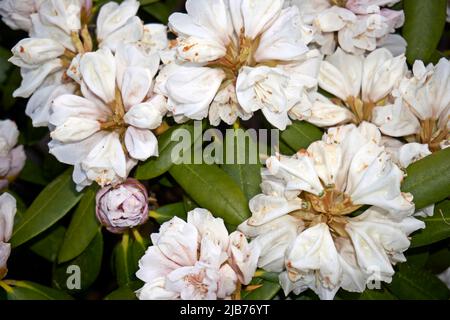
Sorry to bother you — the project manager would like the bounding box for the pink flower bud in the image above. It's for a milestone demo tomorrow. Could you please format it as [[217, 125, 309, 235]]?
[[96, 179, 149, 234]]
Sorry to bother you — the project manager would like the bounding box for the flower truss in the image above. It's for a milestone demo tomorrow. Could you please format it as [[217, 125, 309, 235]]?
[[48, 46, 167, 190], [136, 208, 259, 300], [8, 0, 167, 127], [156, 0, 320, 129], [287, 0, 406, 55], [239, 123, 425, 299]]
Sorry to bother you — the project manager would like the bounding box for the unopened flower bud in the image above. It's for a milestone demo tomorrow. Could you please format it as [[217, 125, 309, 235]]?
[[96, 179, 149, 233]]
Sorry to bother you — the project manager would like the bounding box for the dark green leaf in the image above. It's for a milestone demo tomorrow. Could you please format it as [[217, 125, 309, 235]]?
[[359, 288, 397, 300], [388, 264, 450, 300], [280, 121, 323, 151], [11, 169, 83, 247], [169, 164, 250, 226], [403, 0, 447, 64], [114, 231, 148, 287], [151, 202, 187, 224], [5, 281, 73, 300], [242, 278, 281, 300], [222, 129, 262, 200], [58, 186, 101, 263], [18, 160, 48, 186], [104, 282, 142, 300], [135, 122, 203, 180], [30, 226, 66, 262], [411, 201, 450, 247], [402, 148, 450, 210], [52, 231, 103, 293], [142, 3, 171, 23]]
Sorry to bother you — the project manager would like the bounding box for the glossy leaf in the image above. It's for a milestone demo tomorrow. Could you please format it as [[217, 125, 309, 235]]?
[[11, 169, 83, 248], [150, 202, 187, 224], [5, 281, 73, 300], [388, 264, 450, 300], [402, 148, 450, 210], [30, 226, 66, 262], [58, 186, 101, 263], [114, 231, 148, 287], [403, 0, 447, 64], [280, 121, 323, 152], [52, 232, 103, 293], [169, 164, 251, 226], [411, 201, 450, 248], [222, 129, 262, 200]]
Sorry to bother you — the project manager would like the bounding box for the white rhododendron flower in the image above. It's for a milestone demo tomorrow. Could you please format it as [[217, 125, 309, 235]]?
[[0, 0, 43, 32], [292, 48, 406, 128], [49, 45, 166, 190], [0, 120, 26, 190], [239, 122, 424, 299], [373, 58, 450, 151], [157, 0, 319, 129], [0, 192, 17, 280], [136, 208, 259, 300], [9, 0, 166, 128], [287, 0, 405, 55]]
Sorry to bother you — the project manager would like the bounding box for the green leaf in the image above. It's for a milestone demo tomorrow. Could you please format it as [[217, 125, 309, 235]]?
[[58, 186, 101, 263], [242, 278, 281, 300], [139, 0, 161, 5], [222, 129, 262, 200], [52, 231, 103, 293], [30, 226, 66, 262], [114, 232, 148, 287], [18, 160, 48, 186], [403, 0, 447, 64], [104, 282, 142, 300], [359, 288, 397, 300], [5, 281, 73, 300], [388, 264, 450, 300], [150, 202, 187, 224], [402, 148, 450, 210], [135, 122, 203, 180], [280, 121, 323, 151], [411, 201, 450, 248], [11, 169, 83, 248], [142, 3, 171, 23], [169, 163, 251, 226]]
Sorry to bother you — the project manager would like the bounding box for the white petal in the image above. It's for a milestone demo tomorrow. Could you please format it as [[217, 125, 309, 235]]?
[[254, 6, 309, 62], [125, 127, 158, 161], [372, 99, 420, 137], [0, 193, 17, 242], [80, 49, 116, 103], [362, 48, 406, 103], [13, 59, 62, 98], [166, 66, 225, 120], [120, 67, 153, 109], [51, 117, 100, 143], [96, 0, 140, 43], [242, 0, 284, 39], [318, 48, 363, 101]]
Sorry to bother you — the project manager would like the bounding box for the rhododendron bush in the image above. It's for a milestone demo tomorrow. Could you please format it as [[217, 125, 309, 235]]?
[[0, 0, 449, 301]]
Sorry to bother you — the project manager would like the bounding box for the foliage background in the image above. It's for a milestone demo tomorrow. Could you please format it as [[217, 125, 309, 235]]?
[[0, 0, 449, 300]]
